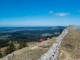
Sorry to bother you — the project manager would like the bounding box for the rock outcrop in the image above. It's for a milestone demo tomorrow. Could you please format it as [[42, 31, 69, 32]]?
[[38, 25, 80, 60], [38, 29, 68, 60]]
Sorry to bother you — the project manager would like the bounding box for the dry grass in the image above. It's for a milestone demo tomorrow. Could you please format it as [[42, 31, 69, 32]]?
[[59, 30, 80, 60], [0, 37, 56, 60], [23, 48, 48, 60]]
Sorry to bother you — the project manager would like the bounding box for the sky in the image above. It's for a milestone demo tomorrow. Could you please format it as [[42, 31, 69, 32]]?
[[0, 0, 80, 27]]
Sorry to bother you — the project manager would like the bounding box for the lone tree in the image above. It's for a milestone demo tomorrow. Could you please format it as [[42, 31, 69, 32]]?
[[18, 40, 28, 49], [60, 28, 63, 34]]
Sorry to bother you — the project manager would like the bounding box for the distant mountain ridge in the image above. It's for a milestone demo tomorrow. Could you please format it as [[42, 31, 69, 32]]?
[[0, 26, 66, 33]]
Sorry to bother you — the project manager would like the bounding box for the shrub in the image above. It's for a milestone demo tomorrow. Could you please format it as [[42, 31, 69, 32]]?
[[4, 41, 15, 55], [18, 40, 28, 49], [0, 51, 3, 58]]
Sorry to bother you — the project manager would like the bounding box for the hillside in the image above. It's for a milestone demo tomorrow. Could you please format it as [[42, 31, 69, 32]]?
[[0, 37, 56, 60], [0, 25, 80, 60], [58, 25, 80, 60]]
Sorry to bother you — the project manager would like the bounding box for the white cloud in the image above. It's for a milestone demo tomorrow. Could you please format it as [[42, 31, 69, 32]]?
[[55, 13, 70, 17], [49, 10, 54, 14]]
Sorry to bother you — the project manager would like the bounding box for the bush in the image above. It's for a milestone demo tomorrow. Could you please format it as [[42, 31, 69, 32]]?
[[18, 40, 28, 49], [0, 51, 3, 58], [4, 41, 15, 55]]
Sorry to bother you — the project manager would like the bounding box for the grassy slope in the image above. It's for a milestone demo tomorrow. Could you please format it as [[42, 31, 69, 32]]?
[[59, 30, 80, 60], [0, 37, 56, 60]]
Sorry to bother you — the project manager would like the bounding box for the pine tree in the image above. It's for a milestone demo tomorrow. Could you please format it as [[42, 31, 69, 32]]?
[[8, 41, 15, 53], [4, 41, 15, 55], [0, 44, 3, 58], [4, 47, 9, 55], [0, 50, 3, 58]]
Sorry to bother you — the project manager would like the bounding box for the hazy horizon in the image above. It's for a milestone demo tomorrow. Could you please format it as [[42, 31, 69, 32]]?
[[0, 25, 67, 27]]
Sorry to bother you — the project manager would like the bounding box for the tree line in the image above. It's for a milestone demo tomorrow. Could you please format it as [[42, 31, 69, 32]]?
[[0, 40, 28, 58]]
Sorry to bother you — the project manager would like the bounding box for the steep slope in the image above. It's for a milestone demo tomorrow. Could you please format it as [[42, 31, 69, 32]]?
[[59, 25, 80, 60]]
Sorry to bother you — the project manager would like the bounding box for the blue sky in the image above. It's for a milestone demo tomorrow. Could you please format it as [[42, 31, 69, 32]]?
[[0, 0, 80, 26]]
